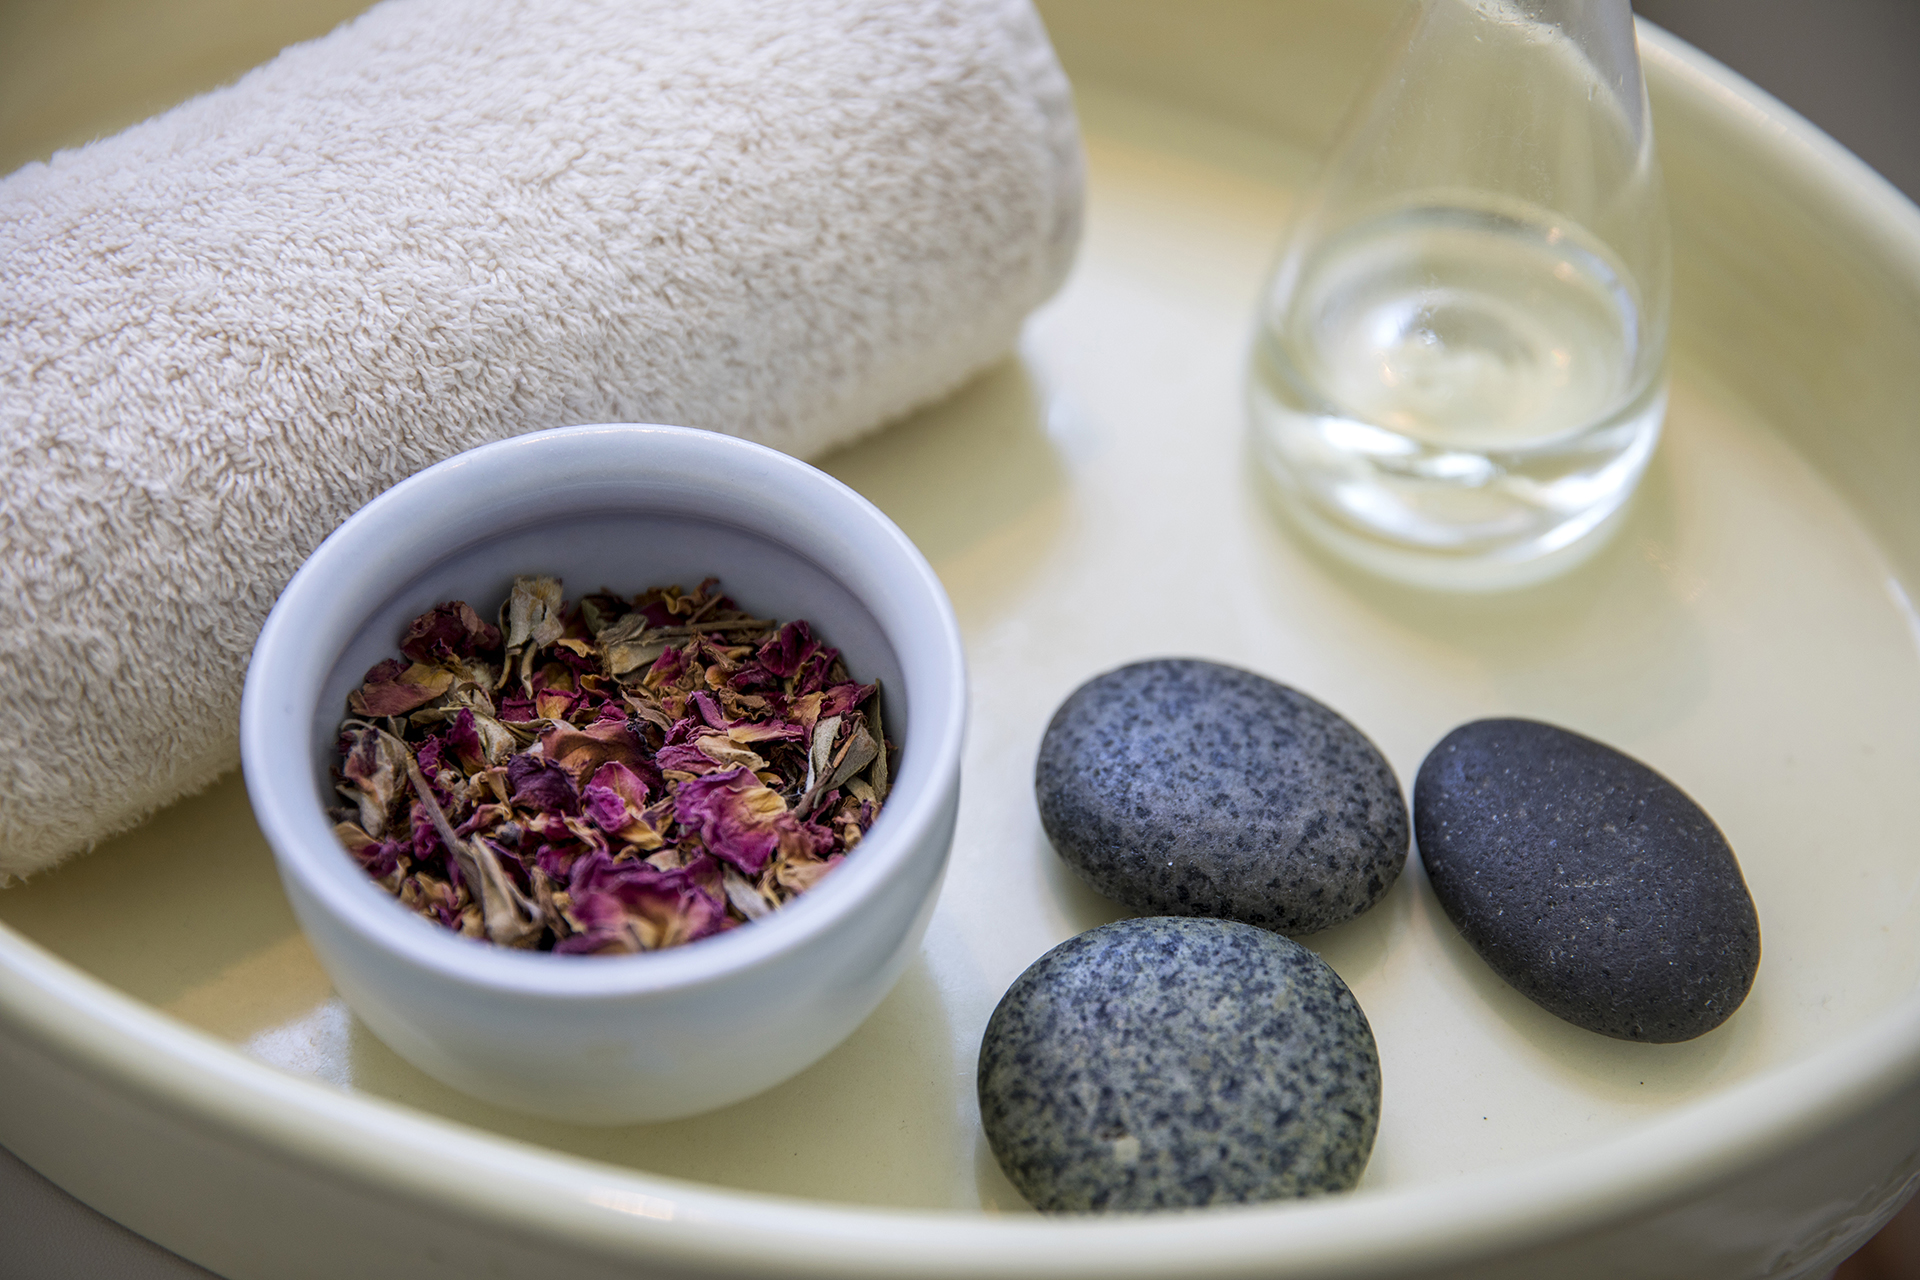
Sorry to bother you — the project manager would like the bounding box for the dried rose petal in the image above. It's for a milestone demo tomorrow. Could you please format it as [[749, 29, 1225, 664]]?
[[755, 621, 819, 678], [506, 753, 580, 815], [582, 783, 629, 833], [332, 577, 891, 955], [820, 682, 876, 720], [400, 601, 502, 664], [338, 725, 408, 838], [675, 766, 813, 876], [557, 851, 730, 953], [539, 718, 652, 782], [502, 576, 566, 651], [775, 850, 844, 895], [350, 660, 455, 717], [589, 760, 651, 810], [445, 708, 486, 771]]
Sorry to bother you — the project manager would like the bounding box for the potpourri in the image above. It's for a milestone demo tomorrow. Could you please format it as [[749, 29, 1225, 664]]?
[[330, 577, 892, 955]]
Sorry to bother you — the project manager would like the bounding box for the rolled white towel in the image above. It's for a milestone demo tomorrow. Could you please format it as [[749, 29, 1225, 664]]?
[[0, 0, 1081, 880]]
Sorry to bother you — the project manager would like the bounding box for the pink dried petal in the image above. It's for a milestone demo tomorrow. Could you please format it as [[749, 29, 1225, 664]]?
[[819, 682, 876, 719], [399, 601, 501, 664], [692, 733, 768, 771], [336, 824, 405, 880], [350, 660, 454, 717], [535, 841, 584, 882], [654, 742, 718, 774], [778, 814, 838, 861], [549, 643, 599, 677], [506, 754, 580, 815], [673, 766, 792, 876], [360, 658, 406, 686], [454, 802, 510, 837], [793, 648, 837, 696], [727, 661, 778, 693], [690, 691, 728, 729], [756, 621, 818, 678], [559, 852, 731, 953], [446, 708, 484, 771], [781, 691, 823, 736], [521, 810, 576, 843], [589, 760, 651, 809], [645, 646, 688, 686], [559, 813, 614, 856], [583, 783, 629, 833], [410, 802, 451, 869]]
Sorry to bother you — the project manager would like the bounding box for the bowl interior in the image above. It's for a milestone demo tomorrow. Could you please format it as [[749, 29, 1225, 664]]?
[[309, 512, 908, 819]]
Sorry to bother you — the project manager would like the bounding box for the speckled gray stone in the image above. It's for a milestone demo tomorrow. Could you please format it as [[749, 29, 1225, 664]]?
[[977, 916, 1380, 1213], [1035, 659, 1408, 934], [1414, 718, 1761, 1043]]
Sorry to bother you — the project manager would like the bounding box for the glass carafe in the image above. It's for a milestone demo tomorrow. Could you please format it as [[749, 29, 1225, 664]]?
[[1248, 0, 1670, 588]]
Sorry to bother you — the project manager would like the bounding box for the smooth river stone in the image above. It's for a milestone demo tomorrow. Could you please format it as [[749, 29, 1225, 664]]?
[[1414, 718, 1761, 1043], [977, 916, 1380, 1212], [1035, 659, 1408, 934]]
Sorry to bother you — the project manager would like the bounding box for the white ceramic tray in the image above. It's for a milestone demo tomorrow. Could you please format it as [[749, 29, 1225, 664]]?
[[5, 3, 1920, 1277]]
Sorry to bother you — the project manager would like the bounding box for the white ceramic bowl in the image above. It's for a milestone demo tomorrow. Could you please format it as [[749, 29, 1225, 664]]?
[[239, 424, 966, 1123]]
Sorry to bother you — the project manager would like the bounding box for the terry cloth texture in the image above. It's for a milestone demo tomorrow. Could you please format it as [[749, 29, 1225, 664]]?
[[0, 0, 1082, 880]]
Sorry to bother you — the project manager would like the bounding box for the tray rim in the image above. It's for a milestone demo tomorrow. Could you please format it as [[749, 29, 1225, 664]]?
[[8, 854, 1920, 1274], [5, 20, 1920, 1277]]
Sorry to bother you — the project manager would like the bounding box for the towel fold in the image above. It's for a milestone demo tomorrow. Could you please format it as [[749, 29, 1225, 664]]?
[[0, 0, 1081, 879]]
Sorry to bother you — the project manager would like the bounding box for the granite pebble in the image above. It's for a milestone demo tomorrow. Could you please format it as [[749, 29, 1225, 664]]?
[[1414, 718, 1761, 1043], [977, 916, 1381, 1212], [1035, 659, 1408, 934]]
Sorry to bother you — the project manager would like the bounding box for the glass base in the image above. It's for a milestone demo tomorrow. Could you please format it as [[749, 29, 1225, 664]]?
[[1248, 374, 1665, 592]]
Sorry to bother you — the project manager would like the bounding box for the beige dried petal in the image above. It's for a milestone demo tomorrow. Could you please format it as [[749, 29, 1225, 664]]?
[[332, 820, 378, 852], [620, 693, 673, 729], [503, 576, 565, 650], [805, 715, 843, 794], [774, 852, 837, 895], [825, 721, 878, 792], [598, 612, 650, 646], [695, 734, 768, 772], [338, 724, 410, 838], [607, 637, 672, 678], [722, 865, 773, 921], [467, 712, 520, 766], [534, 872, 573, 942], [404, 748, 539, 949], [446, 660, 498, 708], [868, 683, 890, 800]]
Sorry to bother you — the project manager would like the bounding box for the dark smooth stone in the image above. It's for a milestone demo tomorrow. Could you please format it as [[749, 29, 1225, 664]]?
[[977, 917, 1380, 1212], [1414, 718, 1761, 1043], [1034, 659, 1408, 934]]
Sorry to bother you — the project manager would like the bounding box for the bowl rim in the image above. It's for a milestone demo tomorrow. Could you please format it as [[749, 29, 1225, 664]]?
[[5, 24, 1920, 1279], [238, 422, 968, 1000]]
